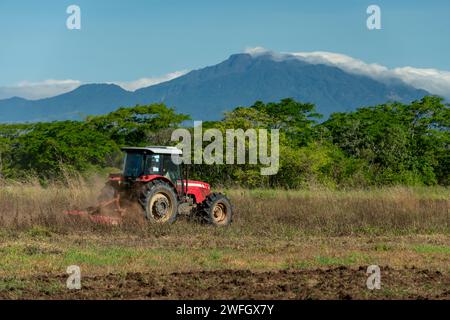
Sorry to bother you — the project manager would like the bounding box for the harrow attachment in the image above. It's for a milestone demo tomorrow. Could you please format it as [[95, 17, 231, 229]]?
[[64, 192, 125, 226]]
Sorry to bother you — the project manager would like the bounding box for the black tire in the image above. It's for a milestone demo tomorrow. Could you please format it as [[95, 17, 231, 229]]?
[[140, 180, 178, 224], [197, 193, 233, 226]]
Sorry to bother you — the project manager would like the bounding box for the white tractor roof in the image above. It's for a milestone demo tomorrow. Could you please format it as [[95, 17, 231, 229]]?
[[121, 146, 182, 155]]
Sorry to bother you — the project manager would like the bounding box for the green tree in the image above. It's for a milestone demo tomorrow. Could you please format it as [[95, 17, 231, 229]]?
[[86, 104, 191, 146], [10, 121, 118, 178], [323, 96, 450, 185], [5, 104, 191, 179]]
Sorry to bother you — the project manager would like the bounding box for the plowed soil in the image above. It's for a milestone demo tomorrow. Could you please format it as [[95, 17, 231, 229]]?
[[2, 266, 449, 300]]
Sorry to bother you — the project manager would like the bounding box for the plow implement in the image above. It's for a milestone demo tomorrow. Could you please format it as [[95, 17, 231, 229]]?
[[64, 192, 125, 226]]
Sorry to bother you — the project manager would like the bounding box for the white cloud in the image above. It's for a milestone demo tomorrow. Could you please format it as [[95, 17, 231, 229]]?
[[389, 67, 450, 98], [245, 47, 450, 99], [0, 79, 81, 100], [114, 70, 188, 91], [244, 46, 269, 56]]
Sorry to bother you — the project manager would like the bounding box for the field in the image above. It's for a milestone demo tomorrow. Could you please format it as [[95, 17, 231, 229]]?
[[0, 180, 449, 299]]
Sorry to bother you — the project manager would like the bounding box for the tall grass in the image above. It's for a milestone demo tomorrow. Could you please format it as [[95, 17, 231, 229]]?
[[0, 174, 101, 231], [229, 187, 449, 236], [0, 176, 448, 236]]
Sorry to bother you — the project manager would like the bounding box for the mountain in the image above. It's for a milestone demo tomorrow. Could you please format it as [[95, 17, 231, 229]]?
[[0, 53, 429, 122], [0, 84, 132, 122]]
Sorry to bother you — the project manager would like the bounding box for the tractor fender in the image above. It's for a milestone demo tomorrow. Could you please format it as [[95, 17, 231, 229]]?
[[136, 175, 177, 191], [135, 175, 210, 203]]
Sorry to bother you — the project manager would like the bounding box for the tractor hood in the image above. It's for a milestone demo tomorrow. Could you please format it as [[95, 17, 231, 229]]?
[[185, 180, 210, 191]]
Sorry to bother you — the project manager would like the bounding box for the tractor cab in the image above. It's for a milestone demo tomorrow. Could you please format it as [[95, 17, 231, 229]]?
[[116, 146, 211, 205], [121, 146, 182, 183]]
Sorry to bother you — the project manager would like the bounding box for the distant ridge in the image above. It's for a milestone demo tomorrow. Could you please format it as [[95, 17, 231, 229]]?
[[0, 53, 429, 122]]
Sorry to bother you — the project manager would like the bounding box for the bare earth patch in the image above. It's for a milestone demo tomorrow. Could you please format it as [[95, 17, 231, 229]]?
[[1, 267, 449, 300]]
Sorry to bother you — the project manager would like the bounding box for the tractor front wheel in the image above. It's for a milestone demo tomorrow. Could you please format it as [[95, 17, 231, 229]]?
[[198, 193, 233, 226], [141, 180, 178, 224]]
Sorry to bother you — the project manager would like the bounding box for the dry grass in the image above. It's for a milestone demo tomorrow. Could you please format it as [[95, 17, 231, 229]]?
[[227, 187, 450, 236], [0, 177, 100, 231], [0, 178, 448, 237]]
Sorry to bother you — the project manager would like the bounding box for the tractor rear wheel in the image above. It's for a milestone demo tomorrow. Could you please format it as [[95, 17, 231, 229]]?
[[198, 193, 233, 226], [141, 180, 178, 224]]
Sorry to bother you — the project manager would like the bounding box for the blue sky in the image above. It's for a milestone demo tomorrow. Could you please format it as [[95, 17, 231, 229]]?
[[0, 0, 450, 97]]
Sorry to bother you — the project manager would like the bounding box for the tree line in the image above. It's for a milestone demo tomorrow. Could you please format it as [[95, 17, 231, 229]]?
[[0, 96, 448, 188]]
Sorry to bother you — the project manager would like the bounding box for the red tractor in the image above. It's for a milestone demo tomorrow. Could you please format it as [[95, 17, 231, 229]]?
[[66, 146, 232, 226]]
